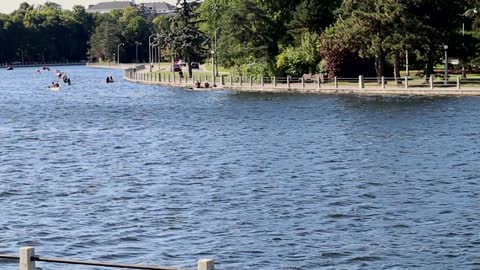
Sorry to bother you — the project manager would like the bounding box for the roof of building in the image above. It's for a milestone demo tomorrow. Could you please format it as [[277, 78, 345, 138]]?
[[141, 2, 176, 11], [87, 1, 134, 11]]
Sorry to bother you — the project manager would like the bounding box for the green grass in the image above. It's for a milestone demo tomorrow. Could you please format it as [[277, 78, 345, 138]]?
[[203, 63, 231, 74]]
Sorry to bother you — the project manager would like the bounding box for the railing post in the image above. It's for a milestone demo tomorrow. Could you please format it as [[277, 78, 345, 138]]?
[[405, 76, 409, 90], [168, 74, 171, 82], [239, 76, 243, 86], [334, 76, 338, 89], [430, 75, 434, 89], [20, 247, 35, 270], [317, 77, 321, 90], [213, 74, 216, 86], [221, 75, 225, 86], [198, 259, 214, 270], [457, 76, 460, 90], [381, 76, 385, 89], [273, 76, 277, 88], [192, 74, 195, 85], [358, 75, 364, 89], [287, 76, 290, 88], [250, 76, 253, 87], [261, 76, 264, 88], [230, 75, 233, 86], [302, 77, 305, 88]]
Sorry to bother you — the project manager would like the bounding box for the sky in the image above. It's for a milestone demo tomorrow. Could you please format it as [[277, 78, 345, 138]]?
[[0, 0, 178, 14]]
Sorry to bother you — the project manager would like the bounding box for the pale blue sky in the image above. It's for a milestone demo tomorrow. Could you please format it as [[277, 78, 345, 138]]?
[[1, 0, 177, 14]]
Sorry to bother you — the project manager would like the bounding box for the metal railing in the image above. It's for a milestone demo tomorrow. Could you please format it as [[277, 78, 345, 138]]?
[[0, 247, 214, 270], [123, 70, 480, 95]]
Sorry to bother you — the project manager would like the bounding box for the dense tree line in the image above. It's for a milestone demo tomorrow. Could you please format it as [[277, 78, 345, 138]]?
[[0, 2, 92, 63], [0, 2, 155, 64], [197, 0, 480, 78], [2, 0, 480, 79]]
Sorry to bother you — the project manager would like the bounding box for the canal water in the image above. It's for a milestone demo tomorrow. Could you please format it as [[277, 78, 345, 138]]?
[[0, 67, 479, 269]]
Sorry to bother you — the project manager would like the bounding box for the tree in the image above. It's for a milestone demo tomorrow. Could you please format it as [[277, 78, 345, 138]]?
[[165, 0, 207, 77], [276, 32, 321, 76], [288, 0, 341, 35], [88, 21, 122, 61]]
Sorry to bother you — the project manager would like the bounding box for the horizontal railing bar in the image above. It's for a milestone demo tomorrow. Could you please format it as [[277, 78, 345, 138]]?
[[32, 256, 188, 270], [0, 254, 20, 260]]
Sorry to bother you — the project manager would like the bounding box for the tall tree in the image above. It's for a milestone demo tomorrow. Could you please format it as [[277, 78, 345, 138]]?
[[164, 0, 206, 77]]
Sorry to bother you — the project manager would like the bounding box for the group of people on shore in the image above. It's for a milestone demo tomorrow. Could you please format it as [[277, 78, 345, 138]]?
[[194, 80, 213, 89]]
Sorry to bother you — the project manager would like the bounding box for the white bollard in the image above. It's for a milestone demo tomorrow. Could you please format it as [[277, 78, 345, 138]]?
[[358, 75, 364, 89], [381, 76, 385, 89], [197, 259, 214, 270], [405, 77, 409, 90], [430, 75, 434, 89], [457, 76, 460, 90], [334, 76, 338, 89], [20, 247, 35, 270]]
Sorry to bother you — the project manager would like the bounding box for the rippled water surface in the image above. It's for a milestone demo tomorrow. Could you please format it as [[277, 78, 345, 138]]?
[[0, 66, 480, 269]]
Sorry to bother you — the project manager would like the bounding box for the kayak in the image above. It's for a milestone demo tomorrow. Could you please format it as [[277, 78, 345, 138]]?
[[49, 87, 60, 91]]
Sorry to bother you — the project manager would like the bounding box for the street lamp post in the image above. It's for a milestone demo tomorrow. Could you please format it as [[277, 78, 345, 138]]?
[[444, 45, 448, 85], [405, 50, 409, 77], [148, 34, 157, 72], [117, 43, 124, 64], [213, 27, 221, 77], [135, 42, 142, 63], [211, 49, 215, 81], [462, 23, 465, 78], [18, 49, 24, 65]]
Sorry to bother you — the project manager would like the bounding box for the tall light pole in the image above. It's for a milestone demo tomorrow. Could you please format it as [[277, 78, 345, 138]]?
[[462, 23, 465, 78], [148, 34, 157, 72], [18, 49, 24, 65], [213, 26, 221, 77], [117, 43, 124, 64], [444, 45, 448, 85], [405, 50, 409, 77], [135, 42, 142, 63]]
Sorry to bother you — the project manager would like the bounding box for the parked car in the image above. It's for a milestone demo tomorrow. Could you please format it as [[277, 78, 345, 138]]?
[[170, 64, 182, 72], [191, 62, 199, 69]]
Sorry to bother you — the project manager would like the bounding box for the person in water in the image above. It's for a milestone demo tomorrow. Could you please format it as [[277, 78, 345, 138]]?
[[204, 81, 210, 88], [195, 80, 201, 88], [109, 76, 114, 82], [106, 77, 110, 83]]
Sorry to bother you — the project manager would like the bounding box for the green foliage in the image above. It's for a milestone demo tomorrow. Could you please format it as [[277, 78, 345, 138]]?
[[276, 32, 321, 76], [162, 0, 207, 76], [1, 0, 480, 77]]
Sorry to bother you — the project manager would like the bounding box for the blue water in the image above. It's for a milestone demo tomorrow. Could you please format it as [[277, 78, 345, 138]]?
[[0, 66, 479, 269]]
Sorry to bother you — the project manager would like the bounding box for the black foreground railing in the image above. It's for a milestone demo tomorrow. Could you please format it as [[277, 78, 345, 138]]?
[[0, 247, 214, 270]]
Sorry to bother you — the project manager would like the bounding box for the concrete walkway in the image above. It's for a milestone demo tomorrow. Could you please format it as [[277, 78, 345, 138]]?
[[123, 71, 480, 96]]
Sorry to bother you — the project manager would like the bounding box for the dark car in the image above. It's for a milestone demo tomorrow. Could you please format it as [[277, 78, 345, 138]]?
[[191, 62, 199, 69]]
